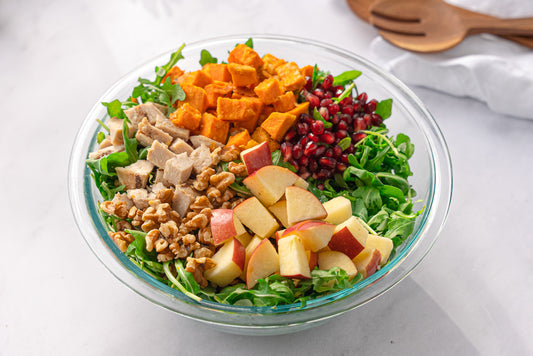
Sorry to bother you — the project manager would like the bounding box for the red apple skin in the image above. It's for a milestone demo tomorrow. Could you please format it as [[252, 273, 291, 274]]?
[[328, 226, 365, 259], [281, 221, 308, 237], [211, 209, 238, 245], [308, 251, 318, 271], [363, 249, 381, 278], [241, 141, 272, 175], [232, 238, 246, 271]]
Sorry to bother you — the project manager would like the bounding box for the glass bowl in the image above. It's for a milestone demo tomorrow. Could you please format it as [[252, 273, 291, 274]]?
[[69, 34, 452, 335]]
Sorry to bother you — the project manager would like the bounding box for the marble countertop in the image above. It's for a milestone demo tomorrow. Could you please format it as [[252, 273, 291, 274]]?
[[1, 0, 532, 354]]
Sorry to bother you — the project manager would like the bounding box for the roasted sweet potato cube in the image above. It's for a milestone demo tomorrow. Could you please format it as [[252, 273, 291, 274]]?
[[286, 102, 310, 117], [202, 63, 231, 82], [226, 129, 251, 148], [260, 112, 297, 141], [199, 112, 229, 143], [217, 97, 263, 123], [169, 103, 202, 131], [178, 70, 213, 88], [262, 53, 286, 76], [228, 63, 259, 87], [162, 66, 185, 84], [176, 85, 208, 113], [228, 44, 264, 69], [253, 77, 283, 105], [257, 105, 275, 127], [205, 81, 233, 108], [252, 126, 280, 152], [275, 62, 306, 92], [232, 97, 264, 132], [273, 91, 297, 112], [300, 65, 315, 78]]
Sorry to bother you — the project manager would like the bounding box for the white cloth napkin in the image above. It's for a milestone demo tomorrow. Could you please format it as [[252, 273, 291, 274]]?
[[370, 0, 533, 119]]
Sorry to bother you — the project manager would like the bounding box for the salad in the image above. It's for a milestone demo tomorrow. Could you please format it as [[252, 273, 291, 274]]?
[[87, 38, 422, 307]]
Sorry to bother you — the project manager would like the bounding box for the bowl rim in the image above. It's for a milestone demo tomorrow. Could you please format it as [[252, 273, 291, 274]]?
[[69, 34, 453, 327]]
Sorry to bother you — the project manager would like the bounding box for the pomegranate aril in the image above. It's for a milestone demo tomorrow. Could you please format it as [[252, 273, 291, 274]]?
[[301, 113, 313, 125], [309, 159, 318, 172], [311, 120, 325, 135], [284, 129, 297, 142], [313, 88, 325, 99], [363, 114, 372, 127], [319, 157, 336, 169], [339, 96, 353, 106], [281, 142, 293, 161], [337, 120, 348, 131], [345, 144, 355, 154], [353, 132, 367, 143], [324, 91, 333, 99], [322, 74, 334, 90], [336, 163, 347, 172], [308, 132, 320, 142], [332, 145, 343, 158], [314, 145, 327, 157], [330, 114, 340, 125], [305, 77, 313, 90], [317, 168, 333, 180], [370, 113, 383, 126], [298, 136, 308, 147], [317, 183, 325, 191], [354, 117, 367, 132], [341, 105, 354, 116], [289, 159, 299, 172], [299, 155, 309, 167], [292, 144, 303, 160], [324, 148, 333, 158], [365, 99, 378, 113], [340, 153, 350, 164], [320, 98, 333, 107], [328, 103, 340, 115], [297, 122, 310, 135], [353, 101, 363, 113], [333, 85, 344, 92], [319, 107, 329, 120], [335, 130, 348, 139], [307, 93, 320, 108], [335, 88, 344, 97], [357, 92, 368, 104], [300, 171, 311, 180], [320, 131, 335, 144], [303, 141, 318, 156]]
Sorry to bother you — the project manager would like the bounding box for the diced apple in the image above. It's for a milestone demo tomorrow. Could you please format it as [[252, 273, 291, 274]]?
[[285, 186, 327, 225], [322, 196, 352, 225], [240, 235, 263, 280], [204, 238, 246, 287], [246, 238, 280, 288], [293, 177, 309, 189], [365, 235, 393, 265], [234, 197, 279, 238], [283, 220, 336, 252], [278, 234, 311, 279], [243, 165, 299, 206], [305, 250, 318, 271], [318, 251, 358, 279], [352, 248, 381, 278], [268, 200, 290, 228], [211, 209, 248, 245], [234, 231, 252, 248], [274, 229, 286, 243], [240, 141, 272, 175], [328, 216, 368, 259]]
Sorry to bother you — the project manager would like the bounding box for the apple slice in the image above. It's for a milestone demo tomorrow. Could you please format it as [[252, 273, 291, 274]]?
[[240, 141, 272, 175], [234, 231, 252, 248], [278, 234, 311, 279], [328, 216, 368, 259], [204, 238, 246, 287], [322, 196, 352, 225], [246, 238, 280, 288], [318, 251, 358, 279], [268, 200, 290, 228], [233, 197, 279, 238], [285, 186, 327, 225], [293, 177, 309, 189], [239, 235, 263, 280], [211, 209, 248, 245], [365, 235, 393, 265], [305, 250, 318, 271], [283, 220, 336, 252], [243, 166, 299, 206], [352, 248, 381, 278]]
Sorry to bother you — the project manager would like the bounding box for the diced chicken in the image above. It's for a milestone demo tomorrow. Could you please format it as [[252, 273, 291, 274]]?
[[172, 185, 198, 217], [169, 138, 194, 155], [135, 118, 173, 147], [189, 144, 213, 174], [155, 116, 190, 141], [153, 103, 169, 116], [116, 160, 155, 190], [124, 102, 167, 130], [153, 168, 166, 185], [108, 117, 133, 146], [190, 135, 223, 151], [150, 182, 168, 194], [126, 188, 155, 210], [88, 145, 124, 160], [98, 136, 113, 149], [147, 140, 176, 168], [163, 153, 194, 186]]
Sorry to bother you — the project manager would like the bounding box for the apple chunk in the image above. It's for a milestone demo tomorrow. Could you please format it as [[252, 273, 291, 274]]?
[[204, 238, 246, 287], [246, 238, 280, 288], [365, 235, 393, 265], [318, 251, 358, 279], [352, 248, 381, 278], [322, 196, 352, 225], [233, 197, 279, 238], [211, 209, 248, 246], [285, 186, 327, 225], [268, 200, 290, 228], [243, 165, 299, 206], [328, 216, 368, 259], [283, 220, 336, 252], [240, 141, 272, 175], [278, 235, 311, 279], [240, 235, 263, 280], [305, 250, 318, 271]]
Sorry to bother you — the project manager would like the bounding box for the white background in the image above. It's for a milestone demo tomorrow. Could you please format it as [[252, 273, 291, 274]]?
[[1, 0, 532, 355]]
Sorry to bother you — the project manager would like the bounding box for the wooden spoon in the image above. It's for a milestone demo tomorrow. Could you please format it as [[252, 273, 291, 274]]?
[[345, 0, 533, 51], [368, 0, 533, 52]]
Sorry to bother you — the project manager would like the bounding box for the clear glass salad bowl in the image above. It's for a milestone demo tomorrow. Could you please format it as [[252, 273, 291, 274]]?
[[68, 34, 452, 335]]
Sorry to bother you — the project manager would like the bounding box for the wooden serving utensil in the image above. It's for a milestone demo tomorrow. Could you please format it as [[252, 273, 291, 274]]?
[[346, 0, 533, 51], [368, 0, 533, 52]]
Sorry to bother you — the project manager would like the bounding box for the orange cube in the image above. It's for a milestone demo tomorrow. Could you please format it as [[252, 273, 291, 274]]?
[[253, 77, 284, 105], [199, 112, 229, 143], [273, 91, 297, 112], [257, 105, 275, 127], [226, 129, 252, 148], [228, 63, 259, 87], [262, 54, 286, 76], [275, 62, 306, 91], [217, 97, 263, 123], [170, 103, 202, 131], [202, 63, 231, 82], [286, 102, 310, 118], [178, 70, 213, 88], [228, 44, 264, 69], [205, 81, 233, 108], [260, 112, 298, 141], [162, 66, 184, 84], [176, 85, 208, 113], [233, 97, 264, 132], [252, 126, 280, 152]]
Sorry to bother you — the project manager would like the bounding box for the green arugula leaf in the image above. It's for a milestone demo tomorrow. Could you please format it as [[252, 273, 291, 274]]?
[[313, 107, 333, 128], [155, 44, 185, 85], [96, 132, 105, 144], [338, 137, 351, 151], [332, 70, 362, 86], [199, 49, 218, 66], [244, 38, 253, 48], [375, 98, 393, 120], [102, 99, 126, 120]]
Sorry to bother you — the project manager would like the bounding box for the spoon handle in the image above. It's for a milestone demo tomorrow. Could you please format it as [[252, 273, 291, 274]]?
[[464, 16, 533, 37]]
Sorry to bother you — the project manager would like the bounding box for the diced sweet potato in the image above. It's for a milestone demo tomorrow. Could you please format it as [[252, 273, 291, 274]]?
[[205, 81, 233, 108], [232, 97, 264, 132], [253, 77, 283, 104], [300, 65, 315, 78], [162, 66, 185, 84], [226, 129, 251, 148], [176, 85, 208, 113], [169, 103, 202, 131], [262, 53, 286, 76], [178, 70, 213, 88], [275, 62, 306, 91], [228, 63, 259, 87], [199, 112, 229, 143], [202, 63, 231, 82], [260, 112, 297, 141], [252, 126, 280, 152], [273, 91, 297, 112], [244, 139, 259, 149], [228, 44, 264, 69], [257, 105, 275, 127], [286, 102, 310, 117], [217, 97, 263, 124]]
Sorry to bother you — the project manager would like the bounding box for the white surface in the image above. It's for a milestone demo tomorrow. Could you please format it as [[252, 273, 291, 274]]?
[[1, 0, 532, 355]]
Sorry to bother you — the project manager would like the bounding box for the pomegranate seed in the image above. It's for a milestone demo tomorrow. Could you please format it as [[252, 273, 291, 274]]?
[[319, 107, 329, 120], [354, 117, 367, 132], [309, 158, 318, 172], [299, 155, 309, 166], [333, 85, 344, 92], [320, 98, 333, 107], [345, 144, 355, 154], [300, 171, 311, 180], [281, 142, 293, 161], [304, 141, 318, 156], [335, 88, 344, 97], [292, 144, 303, 160], [341, 105, 354, 116], [319, 157, 336, 170], [307, 94, 320, 108], [328, 103, 340, 115], [357, 92, 368, 104], [363, 114, 372, 127], [313, 88, 325, 99], [284, 129, 297, 142], [289, 159, 299, 172], [353, 132, 367, 143], [324, 148, 333, 158], [336, 163, 347, 172], [322, 74, 334, 89], [337, 120, 348, 131], [308, 132, 320, 142], [353, 101, 363, 113], [301, 113, 313, 125], [365, 99, 378, 113], [311, 120, 325, 135], [330, 114, 340, 125], [341, 153, 350, 164], [335, 130, 348, 139], [324, 91, 333, 99], [314, 145, 327, 157], [297, 122, 310, 135], [317, 168, 333, 179], [299, 136, 308, 147], [320, 131, 335, 144], [333, 145, 343, 158], [370, 113, 383, 126], [317, 183, 325, 191], [340, 96, 353, 106], [305, 78, 313, 90]]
